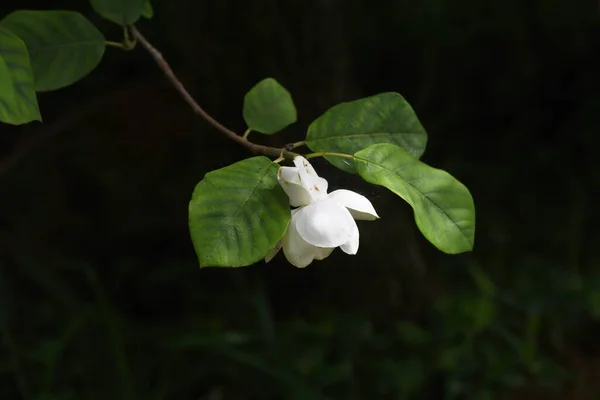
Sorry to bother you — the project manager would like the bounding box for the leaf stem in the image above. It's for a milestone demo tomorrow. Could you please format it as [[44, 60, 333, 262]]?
[[273, 147, 287, 163], [243, 128, 252, 139], [105, 41, 127, 49], [123, 26, 131, 44], [286, 141, 306, 150], [130, 26, 298, 160], [304, 151, 354, 160], [122, 26, 136, 50]]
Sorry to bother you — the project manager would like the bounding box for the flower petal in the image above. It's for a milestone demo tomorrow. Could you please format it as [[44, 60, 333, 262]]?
[[278, 166, 313, 207], [340, 225, 359, 255], [264, 240, 282, 263], [300, 173, 328, 202], [327, 189, 379, 220], [293, 156, 328, 202], [293, 156, 319, 178], [314, 247, 335, 260], [295, 199, 357, 248], [282, 211, 317, 268]]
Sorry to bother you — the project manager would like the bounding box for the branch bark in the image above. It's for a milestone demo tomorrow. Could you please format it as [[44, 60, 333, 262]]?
[[130, 26, 297, 160]]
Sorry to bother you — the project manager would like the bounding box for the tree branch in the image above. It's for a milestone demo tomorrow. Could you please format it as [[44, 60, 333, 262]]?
[[130, 26, 297, 160]]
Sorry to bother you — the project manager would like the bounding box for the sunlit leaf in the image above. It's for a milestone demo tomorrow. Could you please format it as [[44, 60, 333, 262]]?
[[89, 0, 145, 26], [243, 78, 297, 134], [0, 10, 105, 91], [0, 28, 41, 125], [306, 93, 428, 173], [189, 157, 290, 267], [354, 143, 475, 254]]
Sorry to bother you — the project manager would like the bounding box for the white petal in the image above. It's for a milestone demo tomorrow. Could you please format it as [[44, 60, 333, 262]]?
[[309, 177, 328, 201], [278, 166, 312, 207], [340, 225, 359, 255], [293, 156, 319, 178], [314, 247, 335, 260], [282, 211, 317, 268], [296, 167, 328, 204], [326, 189, 379, 220], [292, 156, 328, 201], [300, 173, 328, 202], [294, 199, 357, 248], [264, 241, 282, 263]]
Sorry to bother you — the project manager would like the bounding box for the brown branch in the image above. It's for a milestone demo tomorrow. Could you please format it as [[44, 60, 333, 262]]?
[[130, 26, 297, 160]]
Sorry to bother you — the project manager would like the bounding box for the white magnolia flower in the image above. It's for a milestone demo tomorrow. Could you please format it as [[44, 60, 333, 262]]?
[[265, 156, 379, 268]]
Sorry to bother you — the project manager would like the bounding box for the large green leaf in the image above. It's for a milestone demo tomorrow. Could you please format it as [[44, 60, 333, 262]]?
[[189, 157, 291, 267], [0, 10, 105, 92], [0, 28, 41, 125], [354, 143, 475, 254], [243, 78, 297, 134], [306, 93, 428, 173], [90, 0, 145, 26]]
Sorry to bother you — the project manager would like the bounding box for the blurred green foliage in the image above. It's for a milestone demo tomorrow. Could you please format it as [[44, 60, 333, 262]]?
[[1, 0, 600, 399]]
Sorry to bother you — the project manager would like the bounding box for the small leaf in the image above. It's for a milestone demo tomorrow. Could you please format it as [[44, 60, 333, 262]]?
[[306, 93, 428, 173], [90, 0, 145, 26], [243, 78, 297, 134], [142, 0, 154, 19], [0, 28, 41, 125], [354, 143, 475, 254], [189, 157, 290, 267], [0, 11, 105, 91]]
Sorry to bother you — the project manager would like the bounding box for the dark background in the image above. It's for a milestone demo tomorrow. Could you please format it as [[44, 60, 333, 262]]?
[[1, 0, 599, 399]]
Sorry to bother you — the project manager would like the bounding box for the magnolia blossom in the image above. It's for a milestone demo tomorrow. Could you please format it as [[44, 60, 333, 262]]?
[[266, 156, 379, 268]]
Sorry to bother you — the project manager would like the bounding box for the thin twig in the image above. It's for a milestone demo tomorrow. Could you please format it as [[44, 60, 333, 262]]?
[[130, 26, 297, 160]]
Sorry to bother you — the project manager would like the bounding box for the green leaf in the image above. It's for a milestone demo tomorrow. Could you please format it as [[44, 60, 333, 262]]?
[[0, 11, 105, 92], [142, 0, 154, 19], [90, 0, 145, 26], [189, 157, 291, 267], [0, 28, 41, 125], [243, 78, 297, 134], [306, 92, 428, 173], [354, 143, 475, 254]]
